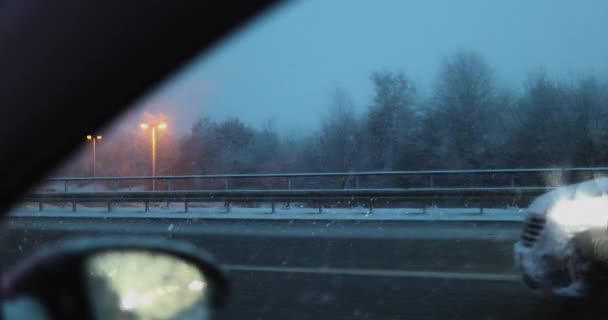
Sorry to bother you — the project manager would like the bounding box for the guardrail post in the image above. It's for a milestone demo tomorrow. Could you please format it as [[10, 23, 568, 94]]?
[[39, 202, 43, 212], [510, 174, 515, 187], [224, 179, 229, 190], [112, 181, 118, 191], [144, 201, 149, 212], [72, 201, 76, 212], [286, 178, 292, 208], [225, 201, 231, 213], [64, 181, 69, 192], [318, 202, 323, 214], [167, 181, 172, 191], [107, 201, 112, 212], [368, 199, 374, 214], [429, 175, 434, 188], [271, 201, 276, 214], [355, 176, 360, 189], [184, 200, 189, 213], [480, 205, 484, 215]]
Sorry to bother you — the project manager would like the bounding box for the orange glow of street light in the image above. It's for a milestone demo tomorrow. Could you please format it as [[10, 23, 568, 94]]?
[[138, 120, 167, 190], [86, 134, 102, 177]]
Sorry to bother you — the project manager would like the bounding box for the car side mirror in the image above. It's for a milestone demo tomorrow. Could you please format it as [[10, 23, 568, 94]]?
[[2, 237, 229, 320]]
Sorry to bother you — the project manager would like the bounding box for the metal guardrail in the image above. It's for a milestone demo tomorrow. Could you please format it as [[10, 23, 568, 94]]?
[[29, 167, 607, 214], [45, 167, 608, 181], [40, 167, 608, 192], [23, 187, 554, 214]]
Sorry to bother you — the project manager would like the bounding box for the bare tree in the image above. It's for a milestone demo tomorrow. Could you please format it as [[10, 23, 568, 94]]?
[[318, 87, 360, 172], [506, 73, 575, 167], [430, 51, 499, 169], [569, 77, 608, 166], [364, 71, 416, 170]]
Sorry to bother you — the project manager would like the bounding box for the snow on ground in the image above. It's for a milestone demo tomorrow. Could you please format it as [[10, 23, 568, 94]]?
[[33, 182, 146, 192], [22, 182, 527, 221], [10, 202, 525, 221]]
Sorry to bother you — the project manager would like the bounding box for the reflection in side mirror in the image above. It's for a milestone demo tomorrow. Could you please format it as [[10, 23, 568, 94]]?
[[86, 251, 211, 320], [2, 237, 229, 320]]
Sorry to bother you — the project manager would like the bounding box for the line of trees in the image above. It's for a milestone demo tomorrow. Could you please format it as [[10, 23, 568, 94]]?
[[57, 51, 608, 180]]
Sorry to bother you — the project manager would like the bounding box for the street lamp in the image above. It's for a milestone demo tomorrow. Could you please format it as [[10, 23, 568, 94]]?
[[86, 134, 103, 177], [140, 122, 167, 190]]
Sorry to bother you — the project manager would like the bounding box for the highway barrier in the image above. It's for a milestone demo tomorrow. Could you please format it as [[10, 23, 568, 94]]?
[[37, 167, 608, 193], [23, 187, 554, 214]]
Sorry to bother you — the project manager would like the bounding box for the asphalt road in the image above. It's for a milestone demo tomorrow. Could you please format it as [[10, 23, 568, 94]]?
[[1, 215, 605, 319]]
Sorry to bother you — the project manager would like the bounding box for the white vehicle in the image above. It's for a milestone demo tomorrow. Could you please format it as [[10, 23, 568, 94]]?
[[514, 177, 608, 300]]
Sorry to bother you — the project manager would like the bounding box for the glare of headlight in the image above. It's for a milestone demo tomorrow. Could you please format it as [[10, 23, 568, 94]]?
[[549, 195, 608, 232]]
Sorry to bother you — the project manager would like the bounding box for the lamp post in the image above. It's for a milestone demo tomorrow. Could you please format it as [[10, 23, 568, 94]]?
[[140, 122, 167, 190], [86, 135, 103, 177]]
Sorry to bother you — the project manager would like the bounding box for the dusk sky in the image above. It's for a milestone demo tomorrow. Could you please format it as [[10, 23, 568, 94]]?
[[124, 0, 608, 135]]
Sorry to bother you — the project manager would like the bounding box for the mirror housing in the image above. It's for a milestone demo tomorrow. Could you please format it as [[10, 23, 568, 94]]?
[[2, 237, 229, 320]]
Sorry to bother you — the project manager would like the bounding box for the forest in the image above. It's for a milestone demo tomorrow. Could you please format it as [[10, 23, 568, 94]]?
[[58, 51, 608, 182]]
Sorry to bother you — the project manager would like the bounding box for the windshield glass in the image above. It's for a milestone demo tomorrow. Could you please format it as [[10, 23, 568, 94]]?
[[7, 1, 608, 319]]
